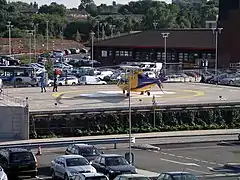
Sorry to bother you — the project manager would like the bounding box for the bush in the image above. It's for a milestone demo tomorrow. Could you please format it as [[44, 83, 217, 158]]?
[[31, 108, 240, 138]]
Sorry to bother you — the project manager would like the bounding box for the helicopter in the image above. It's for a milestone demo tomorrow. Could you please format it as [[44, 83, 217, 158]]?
[[117, 65, 167, 97]]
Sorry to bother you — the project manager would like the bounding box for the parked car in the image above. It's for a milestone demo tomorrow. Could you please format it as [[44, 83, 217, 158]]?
[[50, 155, 97, 180], [0, 148, 38, 178], [72, 172, 108, 180], [58, 76, 79, 86], [91, 154, 137, 179], [65, 144, 103, 162], [157, 172, 198, 180], [114, 174, 150, 180], [79, 76, 107, 85], [0, 166, 8, 180]]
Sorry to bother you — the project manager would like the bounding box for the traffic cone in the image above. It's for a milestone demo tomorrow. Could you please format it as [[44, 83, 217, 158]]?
[[36, 145, 42, 156]]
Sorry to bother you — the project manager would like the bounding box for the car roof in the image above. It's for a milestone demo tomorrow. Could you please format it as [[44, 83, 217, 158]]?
[[163, 172, 193, 175], [118, 174, 149, 178], [74, 144, 94, 148], [100, 154, 122, 157], [59, 155, 85, 159], [6, 148, 30, 153], [82, 172, 106, 177]]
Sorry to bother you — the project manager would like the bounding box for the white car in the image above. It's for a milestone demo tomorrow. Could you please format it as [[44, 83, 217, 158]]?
[[58, 76, 79, 86], [0, 166, 8, 180], [73, 172, 108, 180], [50, 155, 97, 180]]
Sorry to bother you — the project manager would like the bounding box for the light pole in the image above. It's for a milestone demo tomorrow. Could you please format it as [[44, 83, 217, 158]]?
[[128, 71, 132, 164], [153, 22, 158, 30], [96, 21, 100, 41], [161, 33, 170, 76], [212, 27, 223, 84], [33, 23, 38, 58], [6, 21, 13, 56], [27, 30, 34, 64], [46, 20, 49, 51], [90, 31, 95, 68]]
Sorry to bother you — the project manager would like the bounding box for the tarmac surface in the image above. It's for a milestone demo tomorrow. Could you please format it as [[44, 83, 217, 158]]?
[[2, 83, 240, 112], [16, 142, 240, 180]]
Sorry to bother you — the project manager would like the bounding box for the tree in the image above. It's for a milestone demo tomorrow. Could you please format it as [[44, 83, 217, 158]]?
[[38, 2, 67, 16]]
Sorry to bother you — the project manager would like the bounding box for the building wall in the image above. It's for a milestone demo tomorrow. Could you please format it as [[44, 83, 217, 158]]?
[[219, 9, 240, 68], [0, 106, 29, 140], [94, 46, 215, 68]]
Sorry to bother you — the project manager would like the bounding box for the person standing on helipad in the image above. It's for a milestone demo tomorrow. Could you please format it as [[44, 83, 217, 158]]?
[[40, 72, 46, 93], [53, 70, 59, 92]]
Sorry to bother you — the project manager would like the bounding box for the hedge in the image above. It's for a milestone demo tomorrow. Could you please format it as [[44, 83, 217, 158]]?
[[29, 108, 240, 139]]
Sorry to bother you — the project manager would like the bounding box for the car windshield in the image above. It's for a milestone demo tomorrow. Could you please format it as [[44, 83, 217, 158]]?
[[66, 158, 89, 166], [10, 152, 35, 163], [128, 177, 150, 180], [85, 176, 108, 180], [172, 174, 197, 180], [105, 157, 129, 166], [79, 147, 100, 155]]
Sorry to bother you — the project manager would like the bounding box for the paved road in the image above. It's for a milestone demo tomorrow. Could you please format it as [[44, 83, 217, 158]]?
[[18, 142, 239, 180], [3, 83, 240, 112]]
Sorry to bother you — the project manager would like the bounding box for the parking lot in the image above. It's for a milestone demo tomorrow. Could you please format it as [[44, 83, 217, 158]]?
[[17, 142, 239, 180]]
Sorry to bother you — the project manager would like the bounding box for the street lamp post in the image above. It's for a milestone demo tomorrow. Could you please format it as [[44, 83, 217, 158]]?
[[153, 22, 158, 30], [6, 21, 13, 56], [212, 27, 223, 84], [96, 21, 100, 41], [161, 33, 170, 76], [46, 20, 49, 51], [128, 71, 132, 164], [90, 31, 95, 68], [33, 23, 39, 58], [27, 30, 34, 64]]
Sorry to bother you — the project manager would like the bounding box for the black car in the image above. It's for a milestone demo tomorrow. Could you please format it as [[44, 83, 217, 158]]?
[[91, 154, 136, 180], [65, 144, 103, 161], [0, 148, 38, 178]]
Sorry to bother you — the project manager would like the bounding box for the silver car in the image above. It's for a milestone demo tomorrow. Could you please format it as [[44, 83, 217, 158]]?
[[0, 166, 8, 180], [50, 155, 97, 180]]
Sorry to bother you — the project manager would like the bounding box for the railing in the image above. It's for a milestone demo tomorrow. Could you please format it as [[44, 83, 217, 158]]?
[[0, 137, 133, 149]]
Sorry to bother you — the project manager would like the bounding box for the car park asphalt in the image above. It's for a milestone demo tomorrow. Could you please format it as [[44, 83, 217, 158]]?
[[3, 83, 240, 111], [16, 142, 240, 180]]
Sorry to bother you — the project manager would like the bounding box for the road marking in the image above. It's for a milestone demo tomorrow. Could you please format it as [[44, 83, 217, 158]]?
[[160, 158, 200, 167], [186, 168, 210, 174], [177, 155, 184, 158], [201, 160, 209, 163], [185, 157, 192, 160], [193, 159, 200, 162], [167, 153, 176, 157]]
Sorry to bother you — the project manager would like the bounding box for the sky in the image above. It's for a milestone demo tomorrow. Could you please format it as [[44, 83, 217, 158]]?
[[9, 0, 171, 7]]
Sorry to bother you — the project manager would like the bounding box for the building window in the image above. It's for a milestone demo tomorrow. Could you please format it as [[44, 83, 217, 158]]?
[[124, 51, 128, 56], [120, 51, 124, 56], [129, 51, 132, 56], [171, 53, 176, 61], [101, 50, 107, 57], [116, 51, 119, 56], [109, 50, 112, 56], [184, 53, 189, 61], [178, 53, 183, 62], [136, 52, 140, 59], [156, 52, 161, 61]]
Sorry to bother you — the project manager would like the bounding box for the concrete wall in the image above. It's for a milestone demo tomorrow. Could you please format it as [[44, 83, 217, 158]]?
[[0, 106, 29, 140]]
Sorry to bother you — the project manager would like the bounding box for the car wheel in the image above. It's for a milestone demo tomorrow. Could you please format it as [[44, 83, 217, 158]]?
[[51, 170, 56, 180], [229, 80, 233, 85], [64, 173, 69, 180], [72, 82, 76, 85], [59, 83, 63, 86], [31, 172, 37, 178]]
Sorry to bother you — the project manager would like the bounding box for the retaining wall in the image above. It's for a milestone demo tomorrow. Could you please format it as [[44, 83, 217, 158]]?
[[0, 106, 29, 140]]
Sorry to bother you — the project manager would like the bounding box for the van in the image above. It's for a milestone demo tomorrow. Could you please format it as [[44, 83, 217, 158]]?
[[79, 76, 107, 85]]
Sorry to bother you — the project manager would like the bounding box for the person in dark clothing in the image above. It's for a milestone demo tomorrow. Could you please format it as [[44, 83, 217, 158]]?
[[53, 71, 58, 92]]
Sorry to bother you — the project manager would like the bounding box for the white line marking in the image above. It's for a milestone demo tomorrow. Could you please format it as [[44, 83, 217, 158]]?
[[160, 158, 200, 167], [185, 157, 192, 160], [207, 167, 214, 171], [201, 160, 209, 163], [193, 159, 200, 162], [167, 153, 176, 157], [186, 168, 210, 174], [177, 155, 184, 158], [209, 162, 217, 165], [153, 150, 159, 153], [218, 164, 224, 166], [166, 145, 226, 151], [161, 152, 167, 155]]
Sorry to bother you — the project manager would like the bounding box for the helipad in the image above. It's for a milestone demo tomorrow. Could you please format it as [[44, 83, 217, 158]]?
[[4, 83, 240, 112]]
